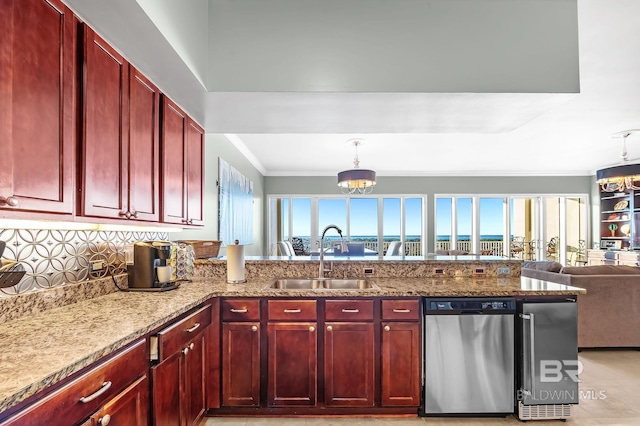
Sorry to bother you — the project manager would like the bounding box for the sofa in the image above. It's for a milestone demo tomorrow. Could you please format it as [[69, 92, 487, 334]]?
[[521, 262, 640, 348]]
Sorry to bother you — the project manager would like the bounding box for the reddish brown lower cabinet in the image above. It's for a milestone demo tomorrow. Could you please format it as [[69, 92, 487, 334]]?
[[214, 297, 420, 415], [324, 322, 375, 407], [221, 322, 261, 407], [185, 333, 206, 422], [152, 351, 182, 426], [267, 322, 318, 407], [81, 375, 149, 426], [381, 321, 421, 406], [151, 304, 211, 426], [0, 340, 148, 426]]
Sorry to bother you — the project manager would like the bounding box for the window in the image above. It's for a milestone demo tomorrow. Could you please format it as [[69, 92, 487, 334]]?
[[437, 194, 589, 264], [269, 195, 425, 256]]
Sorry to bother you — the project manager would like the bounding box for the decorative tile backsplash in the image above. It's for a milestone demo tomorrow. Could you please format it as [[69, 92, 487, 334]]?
[[0, 229, 168, 296]]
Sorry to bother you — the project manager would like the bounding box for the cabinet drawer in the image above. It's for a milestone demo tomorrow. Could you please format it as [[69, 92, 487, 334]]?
[[1, 339, 147, 426], [382, 299, 420, 320], [157, 304, 211, 360], [222, 298, 261, 321], [268, 300, 317, 321], [325, 300, 374, 321]]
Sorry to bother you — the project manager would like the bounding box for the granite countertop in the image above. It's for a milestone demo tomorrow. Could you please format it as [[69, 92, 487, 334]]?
[[0, 276, 584, 415]]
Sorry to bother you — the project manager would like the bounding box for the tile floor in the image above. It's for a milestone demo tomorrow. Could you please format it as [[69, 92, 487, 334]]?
[[201, 350, 640, 425]]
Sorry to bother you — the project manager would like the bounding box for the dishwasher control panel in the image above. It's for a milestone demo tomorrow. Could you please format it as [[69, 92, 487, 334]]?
[[425, 297, 516, 313]]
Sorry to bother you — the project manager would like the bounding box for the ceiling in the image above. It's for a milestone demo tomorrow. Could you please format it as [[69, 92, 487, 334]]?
[[65, 0, 640, 178]]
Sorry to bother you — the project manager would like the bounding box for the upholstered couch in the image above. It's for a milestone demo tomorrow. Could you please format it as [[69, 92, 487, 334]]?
[[521, 262, 640, 348]]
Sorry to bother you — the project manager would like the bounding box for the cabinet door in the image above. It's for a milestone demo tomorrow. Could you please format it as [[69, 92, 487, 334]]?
[[267, 322, 317, 407], [324, 322, 375, 407], [185, 334, 206, 425], [185, 119, 204, 226], [85, 375, 149, 426], [152, 351, 184, 426], [161, 96, 187, 225], [0, 0, 75, 215], [221, 322, 261, 407], [381, 321, 420, 406], [128, 67, 160, 222], [81, 26, 129, 219]]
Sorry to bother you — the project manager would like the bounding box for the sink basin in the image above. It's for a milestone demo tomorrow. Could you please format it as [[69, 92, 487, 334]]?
[[266, 278, 378, 290]]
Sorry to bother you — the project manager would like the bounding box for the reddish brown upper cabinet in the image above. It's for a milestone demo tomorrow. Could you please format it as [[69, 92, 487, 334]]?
[[80, 27, 160, 222], [0, 0, 76, 217], [161, 96, 204, 226]]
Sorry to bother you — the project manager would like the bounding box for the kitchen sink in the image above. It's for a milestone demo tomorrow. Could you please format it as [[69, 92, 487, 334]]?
[[265, 278, 378, 290]]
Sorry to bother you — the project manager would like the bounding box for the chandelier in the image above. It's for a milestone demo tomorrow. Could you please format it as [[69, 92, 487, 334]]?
[[337, 139, 376, 194], [597, 130, 640, 192]]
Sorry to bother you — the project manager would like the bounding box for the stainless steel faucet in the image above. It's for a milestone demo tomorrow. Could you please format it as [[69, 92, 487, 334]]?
[[318, 224, 345, 279]]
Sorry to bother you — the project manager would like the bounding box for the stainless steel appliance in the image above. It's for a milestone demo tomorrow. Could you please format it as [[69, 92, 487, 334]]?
[[423, 297, 515, 415], [127, 241, 179, 291], [517, 300, 578, 420]]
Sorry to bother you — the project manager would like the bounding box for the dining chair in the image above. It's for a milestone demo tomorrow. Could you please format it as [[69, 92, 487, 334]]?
[[277, 241, 295, 256], [385, 241, 403, 257]]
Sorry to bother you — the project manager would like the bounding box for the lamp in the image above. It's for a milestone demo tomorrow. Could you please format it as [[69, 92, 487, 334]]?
[[337, 139, 376, 194], [596, 129, 640, 192]]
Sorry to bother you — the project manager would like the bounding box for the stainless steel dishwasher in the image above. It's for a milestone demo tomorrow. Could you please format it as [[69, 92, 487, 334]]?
[[423, 297, 515, 415]]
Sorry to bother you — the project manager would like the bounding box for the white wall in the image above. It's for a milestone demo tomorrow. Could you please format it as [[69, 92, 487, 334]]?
[[136, 0, 209, 88]]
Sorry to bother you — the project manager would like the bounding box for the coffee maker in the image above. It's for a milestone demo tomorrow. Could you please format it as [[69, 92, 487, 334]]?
[[127, 241, 179, 291]]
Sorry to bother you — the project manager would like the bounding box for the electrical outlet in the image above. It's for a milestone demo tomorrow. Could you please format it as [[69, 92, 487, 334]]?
[[497, 267, 511, 275], [473, 266, 486, 275], [89, 260, 104, 272], [363, 268, 375, 275]]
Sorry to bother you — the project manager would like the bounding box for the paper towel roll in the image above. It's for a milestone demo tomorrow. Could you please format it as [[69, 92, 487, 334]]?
[[227, 243, 246, 283]]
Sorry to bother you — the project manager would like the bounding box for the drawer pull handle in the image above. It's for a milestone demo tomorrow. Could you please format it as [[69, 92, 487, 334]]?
[[283, 309, 301, 313], [309, 326, 315, 332], [183, 347, 189, 355], [98, 414, 111, 426], [186, 323, 200, 333], [341, 309, 360, 313], [252, 325, 258, 332], [189, 342, 195, 350], [392, 309, 411, 313], [80, 381, 112, 403], [327, 325, 333, 331], [384, 325, 391, 332], [230, 308, 248, 313]]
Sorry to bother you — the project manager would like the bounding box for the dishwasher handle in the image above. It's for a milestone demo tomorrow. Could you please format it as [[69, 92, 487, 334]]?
[[520, 312, 536, 396]]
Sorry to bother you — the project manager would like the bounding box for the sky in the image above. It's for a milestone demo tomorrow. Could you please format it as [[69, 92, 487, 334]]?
[[286, 197, 504, 238], [436, 197, 504, 236]]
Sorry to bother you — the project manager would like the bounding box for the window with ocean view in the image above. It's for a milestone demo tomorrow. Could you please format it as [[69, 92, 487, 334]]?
[[269, 195, 425, 256], [437, 195, 588, 264]]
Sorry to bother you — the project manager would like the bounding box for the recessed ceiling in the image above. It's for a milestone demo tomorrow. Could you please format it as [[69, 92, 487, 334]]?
[[64, 0, 640, 177]]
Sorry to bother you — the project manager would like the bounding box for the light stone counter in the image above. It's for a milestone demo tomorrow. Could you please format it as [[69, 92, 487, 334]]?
[[0, 274, 584, 416]]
